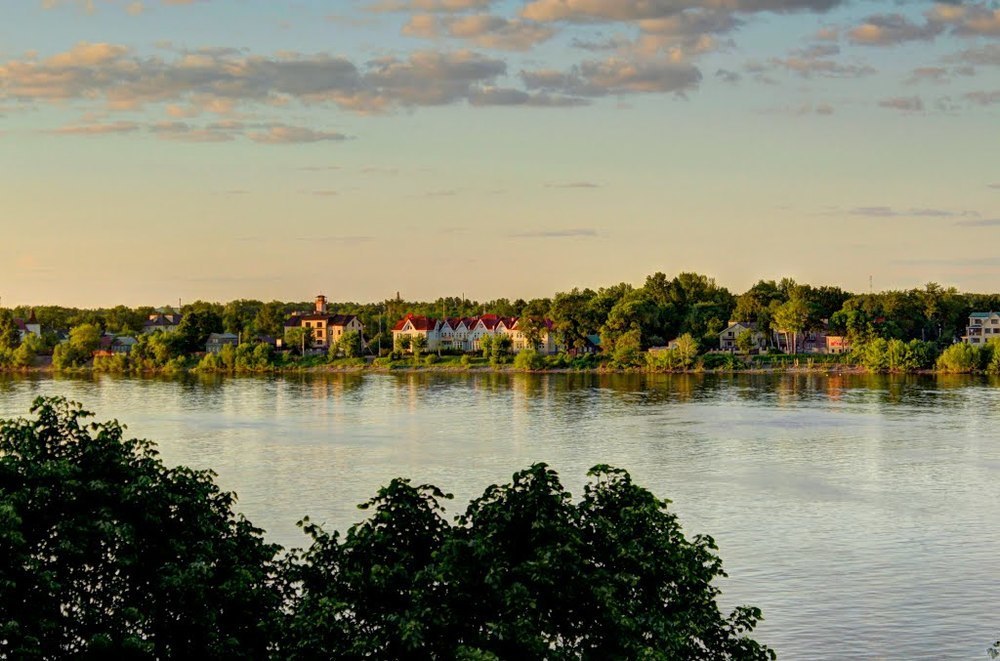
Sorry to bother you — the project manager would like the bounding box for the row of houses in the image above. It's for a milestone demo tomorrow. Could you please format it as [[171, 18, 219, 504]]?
[[392, 313, 561, 354]]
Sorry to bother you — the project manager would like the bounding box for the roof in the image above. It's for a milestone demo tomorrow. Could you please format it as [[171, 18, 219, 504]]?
[[721, 321, 758, 333], [14, 319, 27, 331], [207, 333, 239, 342], [393, 314, 438, 332], [970, 312, 999, 318], [144, 313, 182, 328]]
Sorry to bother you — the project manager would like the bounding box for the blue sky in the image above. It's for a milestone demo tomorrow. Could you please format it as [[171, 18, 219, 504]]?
[[2, 0, 999, 306]]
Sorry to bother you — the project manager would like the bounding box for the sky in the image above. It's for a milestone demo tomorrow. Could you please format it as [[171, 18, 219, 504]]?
[[1, 0, 999, 307]]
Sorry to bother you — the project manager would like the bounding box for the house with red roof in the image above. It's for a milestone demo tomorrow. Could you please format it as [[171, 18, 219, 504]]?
[[392, 313, 561, 354], [284, 295, 364, 351]]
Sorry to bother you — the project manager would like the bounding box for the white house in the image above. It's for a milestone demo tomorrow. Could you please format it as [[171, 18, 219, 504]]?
[[719, 321, 766, 351], [963, 311, 1000, 345], [392, 313, 560, 354]]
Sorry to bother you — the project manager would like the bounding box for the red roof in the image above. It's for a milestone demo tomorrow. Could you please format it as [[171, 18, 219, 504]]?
[[392, 313, 437, 332], [393, 313, 554, 333]]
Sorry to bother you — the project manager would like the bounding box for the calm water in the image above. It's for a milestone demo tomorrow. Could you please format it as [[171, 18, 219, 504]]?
[[2, 371, 999, 659]]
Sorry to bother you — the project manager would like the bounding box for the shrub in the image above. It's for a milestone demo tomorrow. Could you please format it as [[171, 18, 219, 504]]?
[[936, 342, 983, 373], [513, 349, 544, 370], [424, 354, 439, 365]]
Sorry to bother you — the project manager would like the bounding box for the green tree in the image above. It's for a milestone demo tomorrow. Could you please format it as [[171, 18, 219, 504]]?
[[735, 329, 755, 355], [411, 334, 427, 361], [283, 479, 453, 658], [331, 330, 362, 359], [0, 397, 282, 658], [611, 328, 642, 367], [284, 326, 314, 355], [177, 309, 223, 354], [254, 301, 288, 339], [0, 310, 22, 350], [489, 334, 511, 366], [674, 332, 699, 369], [550, 288, 598, 351], [286, 463, 773, 659], [773, 298, 810, 354]]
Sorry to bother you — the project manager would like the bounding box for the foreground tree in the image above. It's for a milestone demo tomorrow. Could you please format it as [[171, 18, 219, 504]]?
[[287, 464, 774, 660], [0, 398, 283, 658]]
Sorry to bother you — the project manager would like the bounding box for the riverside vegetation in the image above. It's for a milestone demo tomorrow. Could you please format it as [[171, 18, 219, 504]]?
[[3, 273, 1000, 375], [0, 397, 774, 659]]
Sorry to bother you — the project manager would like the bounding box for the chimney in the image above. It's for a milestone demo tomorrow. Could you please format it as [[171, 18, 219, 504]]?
[[315, 294, 327, 314]]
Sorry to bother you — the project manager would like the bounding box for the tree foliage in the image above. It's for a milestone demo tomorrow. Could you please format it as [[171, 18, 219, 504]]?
[[0, 310, 21, 351], [0, 398, 283, 658], [286, 463, 774, 660]]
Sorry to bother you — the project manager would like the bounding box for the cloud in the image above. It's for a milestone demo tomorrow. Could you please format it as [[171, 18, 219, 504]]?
[[954, 218, 1000, 227], [877, 96, 923, 112], [905, 66, 951, 85], [404, 14, 555, 51], [571, 35, 633, 52], [509, 228, 598, 238], [520, 0, 846, 23], [303, 190, 338, 196], [963, 90, 1000, 106], [369, 0, 494, 12], [146, 120, 347, 144], [989, 183, 1000, 189], [149, 120, 235, 142], [928, 3, 1000, 38], [468, 87, 587, 106], [848, 13, 943, 46], [0, 43, 514, 115], [248, 125, 347, 144], [715, 68, 741, 83], [48, 120, 141, 134], [849, 206, 977, 218], [545, 181, 601, 188], [949, 43, 1000, 67], [521, 58, 702, 97], [293, 235, 374, 245]]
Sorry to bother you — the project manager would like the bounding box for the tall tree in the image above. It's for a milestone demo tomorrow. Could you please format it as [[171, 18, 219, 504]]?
[[0, 310, 20, 350]]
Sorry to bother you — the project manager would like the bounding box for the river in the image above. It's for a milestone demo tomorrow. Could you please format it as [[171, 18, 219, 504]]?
[[1, 371, 998, 659]]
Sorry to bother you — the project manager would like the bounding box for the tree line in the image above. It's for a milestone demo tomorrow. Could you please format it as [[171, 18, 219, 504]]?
[[3, 273, 1000, 372], [0, 397, 774, 659]]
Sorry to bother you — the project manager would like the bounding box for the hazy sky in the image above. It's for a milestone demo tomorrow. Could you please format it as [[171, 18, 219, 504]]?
[[2, 0, 999, 307]]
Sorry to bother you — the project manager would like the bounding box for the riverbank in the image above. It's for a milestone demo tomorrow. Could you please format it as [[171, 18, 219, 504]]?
[[0, 361, 937, 377]]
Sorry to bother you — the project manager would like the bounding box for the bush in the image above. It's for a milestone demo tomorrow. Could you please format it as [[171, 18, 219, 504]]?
[[936, 342, 983, 373], [513, 348, 544, 370], [424, 354, 439, 365]]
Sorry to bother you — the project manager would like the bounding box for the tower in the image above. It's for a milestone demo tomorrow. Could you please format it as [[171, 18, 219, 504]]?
[[315, 295, 328, 314]]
